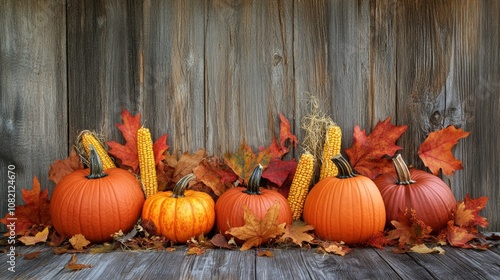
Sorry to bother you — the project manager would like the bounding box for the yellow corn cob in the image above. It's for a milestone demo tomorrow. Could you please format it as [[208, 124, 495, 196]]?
[[137, 127, 158, 198], [319, 125, 342, 180], [288, 152, 315, 220], [79, 130, 116, 170]]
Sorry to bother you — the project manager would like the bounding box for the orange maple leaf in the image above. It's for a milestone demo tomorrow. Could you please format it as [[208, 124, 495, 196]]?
[[224, 142, 272, 184], [107, 109, 169, 172], [453, 194, 489, 229], [386, 209, 432, 248], [280, 222, 314, 247], [226, 203, 286, 251], [345, 117, 407, 179], [48, 148, 84, 184], [418, 125, 470, 176], [445, 221, 476, 248], [193, 159, 227, 196], [0, 177, 51, 235]]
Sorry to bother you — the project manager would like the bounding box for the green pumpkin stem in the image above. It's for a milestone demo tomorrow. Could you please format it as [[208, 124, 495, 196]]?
[[171, 173, 196, 198], [87, 145, 108, 179], [332, 154, 356, 179], [244, 164, 263, 195], [392, 154, 415, 185]]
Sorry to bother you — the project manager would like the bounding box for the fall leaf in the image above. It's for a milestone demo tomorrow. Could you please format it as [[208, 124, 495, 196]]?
[[280, 222, 314, 247], [257, 250, 274, 257], [345, 117, 407, 179], [261, 157, 298, 188], [224, 142, 272, 184], [24, 251, 42, 260], [453, 194, 489, 229], [18, 226, 50, 245], [316, 241, 352, 256], [445, 221, 476, 248], [186, 246, 205, 256], [172, 149, 207, 182], [386, 209, 433, 248], [65, 254, 92, 271], [418, 125, 470, 175], [48, 148, 84, 184], [0, 177, 51, 235], [210, 234, 235, 249], [264, 113, 298, 158], [107, 109, 168, 172], [366, 232, 392, 250], [69, 234, 91, 251], [49, 230, 66, 247], [226, 203, 286, 251], [193, 159, 227, 196], [409, 244, 445, 254]]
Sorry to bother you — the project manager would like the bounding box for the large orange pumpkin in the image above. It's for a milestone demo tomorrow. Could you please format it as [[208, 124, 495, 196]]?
[[142, 173, 215, 243], [372, 154, 456, 233], [215, 165, 292, 236], [303, 155, 386, 245], [50, 146, 145, 243]]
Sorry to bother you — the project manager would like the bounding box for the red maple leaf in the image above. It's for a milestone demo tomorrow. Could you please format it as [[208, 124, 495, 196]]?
[[264, 113, 298, 158], [0, 177, 51, 235], [453, 194, 489, 229], [418, 125, 470, 175], [345, 117, 407, 179], [261, 157, 297, 188], [107, 109, 168, 173]]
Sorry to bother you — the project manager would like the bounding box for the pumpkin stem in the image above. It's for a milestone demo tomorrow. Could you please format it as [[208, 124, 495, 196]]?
[[171, 173, 196, 198], [87, 145, 108, 179], [244, 164, 263, 195], [392, 154, 415, 185], [331, 154, 356, 179]]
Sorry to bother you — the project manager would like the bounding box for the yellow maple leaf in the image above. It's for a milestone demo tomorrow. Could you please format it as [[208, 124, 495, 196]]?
[[280, 222, 314, 247], [69, 234, 91, 251], [226, 203, 286, 251]]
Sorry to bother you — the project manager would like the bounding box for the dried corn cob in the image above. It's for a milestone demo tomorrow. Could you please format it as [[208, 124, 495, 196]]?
[[78, 130, 115, 170], [137, 127, 158, 198], [288, 152, 315, 220], [319, 125, 342, 179]]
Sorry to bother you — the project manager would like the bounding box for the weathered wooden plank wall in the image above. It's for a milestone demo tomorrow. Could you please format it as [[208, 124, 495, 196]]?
[[1, 0, 499, 231]]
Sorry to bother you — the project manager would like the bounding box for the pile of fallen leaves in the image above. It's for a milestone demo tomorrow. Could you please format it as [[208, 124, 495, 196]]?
[[1, 108, 497, 266]]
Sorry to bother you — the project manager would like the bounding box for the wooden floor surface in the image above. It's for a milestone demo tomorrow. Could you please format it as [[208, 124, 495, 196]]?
[[1, 241, 500, 280]]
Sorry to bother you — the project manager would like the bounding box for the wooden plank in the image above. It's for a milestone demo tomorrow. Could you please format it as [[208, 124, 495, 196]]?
[[445, 247, 500, 279], [255, 248, 311, 279], [457, 0, 500, 232], [372, 248, 435, 279], [299, 247, 402, 279], [205, 0, 294, 156], [370, 0, 397, 125], [0, 0, 67, 232], [67, 0, 139, 146], [140, 0, 205, 155]]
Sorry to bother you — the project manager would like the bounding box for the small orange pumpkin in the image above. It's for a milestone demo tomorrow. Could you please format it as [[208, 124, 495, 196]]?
[[50, 146, 145, 243], [303, 154, 386, 245], [215, 165, 293, 237], [142, 173, 215, 243]]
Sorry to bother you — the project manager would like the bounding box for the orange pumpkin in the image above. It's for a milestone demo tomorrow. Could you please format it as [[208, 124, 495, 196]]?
[[142, 173, 215, 243], [215, 165, 292, 237], [372, 154, 456, 233], [303, 155, 386, 245], [51, 146, 145, 243]]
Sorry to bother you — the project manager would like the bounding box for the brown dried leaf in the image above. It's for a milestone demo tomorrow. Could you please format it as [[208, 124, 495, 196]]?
[[18, 226, 49, 245], [409, 244, 445, 254], [186, 246, 205, 256], [257, 250, 274, 257], [65, 254, 92, 271], [24, 251, 42, 260], [210, 233, 235, 250], [48, 148, 84, 184], [280, 222, 314, 247], [69, 234, 91, 251]]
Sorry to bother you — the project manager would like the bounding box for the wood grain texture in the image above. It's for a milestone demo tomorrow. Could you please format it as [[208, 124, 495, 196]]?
[[205, 0, 294, 156], [0, 0, 67, 232]]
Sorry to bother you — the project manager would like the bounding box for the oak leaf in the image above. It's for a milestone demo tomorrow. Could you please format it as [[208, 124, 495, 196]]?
[[280, 222, 314, 247], [224, 142, 272, 184], [453, 194, 489, 229], [345, 117, 407, 179], [226, 203, 286, 251], [48, 148, 84, 184], [418, 126, 470, 175], [0, 177, 51, 235], [445, 221, 476, 248], [18, 226, 50, 245]]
